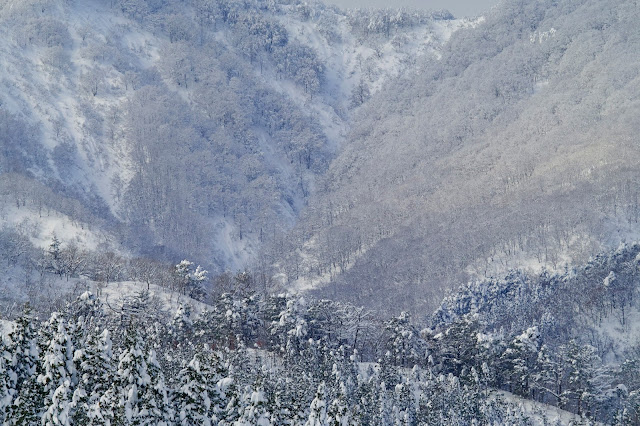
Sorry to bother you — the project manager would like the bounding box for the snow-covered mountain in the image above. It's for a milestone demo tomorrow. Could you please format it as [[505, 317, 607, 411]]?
[[6, 0, 640, 423], [280, 0, 640, 315], [4, 0, 640, 320], [0, 0, 465, 274]]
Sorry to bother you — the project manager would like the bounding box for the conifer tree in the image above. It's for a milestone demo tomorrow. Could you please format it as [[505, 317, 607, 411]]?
[[4, 304, 43, 425], [173, 349, 228, 425], [6, 373, 44, 425], [39, 313, 77, 426], [109, 327, 153, 424], [71, 328, 115, 425], [137, 349, 173, 425], [327, 381, 350, 426], [237, 378, 271, 426], [305, 382, 328, 426], [6, 304, 39, 392], [0, 337, 14, 423]]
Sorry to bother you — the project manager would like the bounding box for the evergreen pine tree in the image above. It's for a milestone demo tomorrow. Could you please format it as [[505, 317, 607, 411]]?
[[71, 328, 115, 425], [109, 327, 152, 424], [173, 353, 212, 426], [0, 337, 14, 423], [237, 378, 271, 426], [305, 382, 327, 426], [4, 304, 43, 425], [6, 304, 39, 391], [137, 349, 173, 425], [7, 373, 44, 425], [327, 381, 350, 426], [39, 313, 77, 426], [173, 349, 229, 425]]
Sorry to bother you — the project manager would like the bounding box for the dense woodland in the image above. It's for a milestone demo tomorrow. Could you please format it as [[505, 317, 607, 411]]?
[[5, 242, 640, 423], [3, 0, 640, 423], [281, 0, 640, 314], [0, 0, 453, 274]]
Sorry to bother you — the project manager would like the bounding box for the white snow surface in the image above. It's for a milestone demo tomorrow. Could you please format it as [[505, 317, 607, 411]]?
[[494, 391, 602, 425], [0, 205, 111, 251], [98, 280, 210, 317]]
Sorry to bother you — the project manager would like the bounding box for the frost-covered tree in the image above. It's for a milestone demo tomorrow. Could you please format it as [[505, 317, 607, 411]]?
[[174, 260, 208, 301], [305, 382, 327, 426], [3, 307, 44, 424], [173, 349, 229, 425], [270, 294, 308, 360], [499, 327, 541, 397], [0, 337, 14, 423], [109, 327, 163, 424], [384, 311, 426, 368], [237, 379, 271, 426], [39, 313, 77, 426], [4, 304, 40, 405], [326, 381, 349, 426], [137, 349, 172, 425], [71, 328, 114, 424]]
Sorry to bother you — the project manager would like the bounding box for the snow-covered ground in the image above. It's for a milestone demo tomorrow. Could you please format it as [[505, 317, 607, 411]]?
[[0, 205, 110, 251], [494, 391, 600, 425], [98, 280, 209, 316]]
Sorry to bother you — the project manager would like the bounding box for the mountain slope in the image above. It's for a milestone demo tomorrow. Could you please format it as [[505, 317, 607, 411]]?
[[280, 0, 640, 314], [0, 0, 463, 272]]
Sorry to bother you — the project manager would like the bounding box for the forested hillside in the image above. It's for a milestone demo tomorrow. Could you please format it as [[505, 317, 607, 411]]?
[[4, 0, 640, 422], [281, 0, 640, 315], [4, 241, 640, 424], [0, 0, 461, 278]]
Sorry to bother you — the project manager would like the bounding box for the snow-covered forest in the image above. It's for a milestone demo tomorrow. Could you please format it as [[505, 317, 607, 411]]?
[[2, 0, 640, 423], [5, 243, 640, 424]]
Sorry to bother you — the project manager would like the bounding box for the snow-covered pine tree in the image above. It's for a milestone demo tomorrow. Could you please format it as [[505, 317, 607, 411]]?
[[169, 304, 193, 342], [4, 303, 43, 425], [236, 377, 271, 426], [378, 351, 401, 390], [392, 379, 415, 425], [0, 336, 14, 423], [173, 352, 213, 426], [305, 382, 327, 426], [6, 304, 39, 391], [384, 311, 426, 368], [71, 327, 115, 425], [566, 341, 609, 417], [63, 292, 105, 348], [6, 372, 44, 425], [268, 387, 292, 425], [499, 327, 540, 397], [353, 371, 377, 425], [137, 349, 173, 425], [173, 348, 230, 425], [109, 326, 152, 424], [377, 381, 393, 426], [327, 381, 350, 426], [39, 313, 77, 426], [270, 294, 308, 362], [47, 233, 63, 276], [174, 260, 208, 301]]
